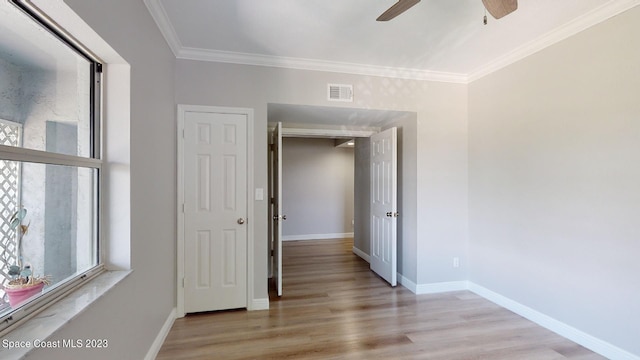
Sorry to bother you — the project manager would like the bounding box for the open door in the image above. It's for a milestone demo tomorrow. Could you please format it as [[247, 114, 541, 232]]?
[[370, 127, 398, 286], [272, 122, 284, 296]]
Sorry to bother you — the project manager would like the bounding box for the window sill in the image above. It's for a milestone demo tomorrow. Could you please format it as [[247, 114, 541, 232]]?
[[0, 270, 132, 360]]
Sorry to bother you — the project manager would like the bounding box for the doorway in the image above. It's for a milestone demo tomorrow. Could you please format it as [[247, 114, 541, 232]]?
[[176, 105, 256, 317], [281, 137, 355, 242], [267, 103, 417, 296]]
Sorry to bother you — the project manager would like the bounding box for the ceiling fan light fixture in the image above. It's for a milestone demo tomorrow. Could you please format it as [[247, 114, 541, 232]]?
[[482, 0, 518, 19]]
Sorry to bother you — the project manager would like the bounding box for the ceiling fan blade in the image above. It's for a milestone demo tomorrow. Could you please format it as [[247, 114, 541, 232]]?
[[377, 0, 421, 21], [482, 0, 518, 19]]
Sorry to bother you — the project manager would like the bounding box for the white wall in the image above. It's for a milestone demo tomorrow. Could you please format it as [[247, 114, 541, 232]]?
[[25, 0, 176, 359], [468, 6, 640, 357], [281, 137, 354, 240]]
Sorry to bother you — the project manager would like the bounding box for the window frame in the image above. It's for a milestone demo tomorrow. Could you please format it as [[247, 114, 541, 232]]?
[[0, 0, 104, 335]]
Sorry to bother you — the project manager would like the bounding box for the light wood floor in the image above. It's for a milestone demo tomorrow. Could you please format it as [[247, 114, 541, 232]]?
[[157, 239, 603, 360]]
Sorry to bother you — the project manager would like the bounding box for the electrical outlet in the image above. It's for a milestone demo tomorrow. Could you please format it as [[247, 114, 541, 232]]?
[[453, 257, 460, 268]]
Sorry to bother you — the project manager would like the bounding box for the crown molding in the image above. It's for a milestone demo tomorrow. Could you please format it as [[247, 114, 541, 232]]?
[[468, 0, 640, 82], [176, 47, 468, 83], [146, 0, 639, 84], [143, 0, 465, 83]]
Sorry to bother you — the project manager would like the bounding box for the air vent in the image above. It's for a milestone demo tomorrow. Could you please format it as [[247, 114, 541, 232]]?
[[328, 84, 353, 102]]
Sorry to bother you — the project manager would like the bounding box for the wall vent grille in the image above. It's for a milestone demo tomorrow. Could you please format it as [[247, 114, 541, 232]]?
[[328, 84, 353, 102]]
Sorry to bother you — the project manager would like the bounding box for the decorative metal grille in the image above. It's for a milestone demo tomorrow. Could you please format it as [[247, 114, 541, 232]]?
[[0, 120, 21, 303]]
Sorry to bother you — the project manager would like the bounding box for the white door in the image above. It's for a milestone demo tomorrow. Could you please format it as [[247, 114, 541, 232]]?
[[272, 122, 284, 296], [370, 127, 398, 286], [183, 110, 248, 312]]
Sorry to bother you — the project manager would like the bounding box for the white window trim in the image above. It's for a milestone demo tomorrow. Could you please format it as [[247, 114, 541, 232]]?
[[0, 146, 102, 169]]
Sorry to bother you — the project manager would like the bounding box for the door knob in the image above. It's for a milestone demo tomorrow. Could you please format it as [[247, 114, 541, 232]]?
[[386, 212, 392, 217], [237, 218, 245, 225]]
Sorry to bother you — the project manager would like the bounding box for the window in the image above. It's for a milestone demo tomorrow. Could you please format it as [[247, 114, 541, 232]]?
[[0, 0, 102, 332]]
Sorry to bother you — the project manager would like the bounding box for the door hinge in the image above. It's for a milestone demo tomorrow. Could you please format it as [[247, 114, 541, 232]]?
[[96, 63, 103, 73], [270, 197, 274, 204], [182, 277, 185, 288], [182, 203, 185, 213], [269, 144, 275, 151], [182, 129, 185, 138]]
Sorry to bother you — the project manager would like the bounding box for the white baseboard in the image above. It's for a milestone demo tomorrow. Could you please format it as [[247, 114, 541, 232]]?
[[393, 279, 637, 359], [250, 298, 270, 311], [468, 283, 640, 360], [352, 246, 370, 263], [397, 273, 418, 293], [145, 307, 176, 360], [282, 232, 354, 241], [416, 281, 468, 294], [397, 275, 467, 295]]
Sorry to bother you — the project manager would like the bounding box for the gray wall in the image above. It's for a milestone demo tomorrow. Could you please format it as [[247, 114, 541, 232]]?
[[27, 0, 177, 359], [468, 6, 640, 356], [0, 58, 23, 121], [281, 137, 354, 239], [175, 60, 468, 289], [382, 113, 421, 281], [45, 122, 78, 282], [353, 138, 370, 255]]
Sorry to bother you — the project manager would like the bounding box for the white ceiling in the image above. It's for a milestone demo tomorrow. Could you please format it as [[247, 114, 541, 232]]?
[[146, 0, 638, 82]]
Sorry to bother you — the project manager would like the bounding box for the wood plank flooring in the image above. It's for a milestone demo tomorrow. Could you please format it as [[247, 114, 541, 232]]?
[[157, 239, 604, 359]]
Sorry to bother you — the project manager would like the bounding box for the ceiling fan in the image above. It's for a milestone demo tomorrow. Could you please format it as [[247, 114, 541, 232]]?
[[376, 0, 518, 21]]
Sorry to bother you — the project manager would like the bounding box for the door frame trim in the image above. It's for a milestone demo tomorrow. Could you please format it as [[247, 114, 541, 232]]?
[[176, 104, 255, 317]]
